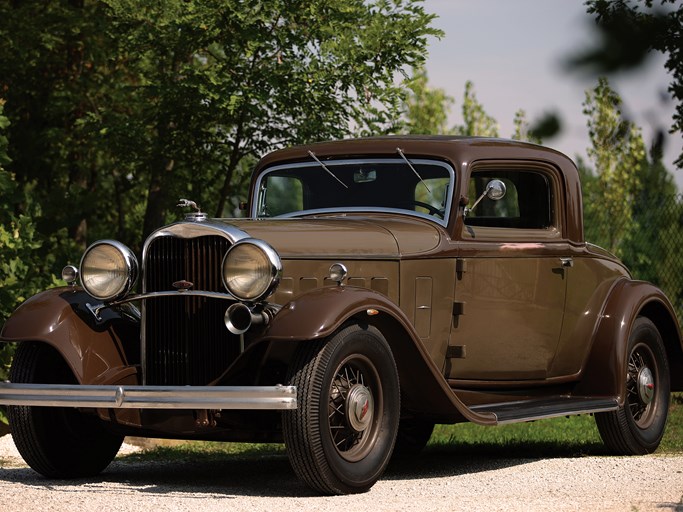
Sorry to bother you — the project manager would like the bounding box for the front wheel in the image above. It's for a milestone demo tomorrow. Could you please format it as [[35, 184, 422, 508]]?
[[283, 323, 400, 494], [392, 419, 435, 459], [8, 342, 124, 478], [595, 317, 670, 454]]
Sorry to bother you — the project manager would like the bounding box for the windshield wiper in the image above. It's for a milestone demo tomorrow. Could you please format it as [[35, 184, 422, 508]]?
[[308, 151, 348, 189], [396, 147, 431, 193]]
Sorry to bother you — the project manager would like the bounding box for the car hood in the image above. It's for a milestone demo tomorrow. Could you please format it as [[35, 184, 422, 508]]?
[[223, 216, 443, 258]]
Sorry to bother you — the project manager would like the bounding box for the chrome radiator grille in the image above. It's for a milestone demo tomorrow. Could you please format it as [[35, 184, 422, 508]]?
[[143, 235, 238, 385]]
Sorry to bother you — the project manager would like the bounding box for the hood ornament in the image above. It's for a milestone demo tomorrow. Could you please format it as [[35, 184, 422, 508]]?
[[178, 198, 207, 222]]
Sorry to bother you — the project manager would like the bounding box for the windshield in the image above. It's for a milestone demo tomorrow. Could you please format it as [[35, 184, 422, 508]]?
[[253, 158, 455, 226]]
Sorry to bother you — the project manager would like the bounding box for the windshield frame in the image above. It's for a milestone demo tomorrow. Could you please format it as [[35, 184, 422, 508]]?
[[251, 157, 456, 227]]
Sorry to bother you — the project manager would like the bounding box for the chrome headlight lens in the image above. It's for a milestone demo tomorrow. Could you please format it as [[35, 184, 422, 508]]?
[[222, 239, 282, 302], [79, 240, 138, 301]]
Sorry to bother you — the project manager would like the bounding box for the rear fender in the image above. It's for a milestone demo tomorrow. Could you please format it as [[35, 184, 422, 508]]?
[[575, 279, 683, 401], [0, 287, 140, 385], [262, 286, 497, 425]]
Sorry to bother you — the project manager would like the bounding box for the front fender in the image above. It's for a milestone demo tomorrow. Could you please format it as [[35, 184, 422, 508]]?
[[263, 285, 407, 341], [0, 287, 140, 385], [575, 278, 683, 401], [262, 286, 497, 425]]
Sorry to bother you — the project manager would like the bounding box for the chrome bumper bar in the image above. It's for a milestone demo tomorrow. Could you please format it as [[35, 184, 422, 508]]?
[[0, 383, 297, 410]]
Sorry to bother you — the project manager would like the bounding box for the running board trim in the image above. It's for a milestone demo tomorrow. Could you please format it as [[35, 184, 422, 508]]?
[[470, 397, 619, 425]]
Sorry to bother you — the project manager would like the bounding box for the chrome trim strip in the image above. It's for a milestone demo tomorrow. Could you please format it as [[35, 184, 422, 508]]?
[[273, 206, 444, 223], [493, 403, 618, 425], [0, 383, 297, 410], [114, 290, 238, 307], [88, 290, 238, 321], [471, 398, 619, 425]]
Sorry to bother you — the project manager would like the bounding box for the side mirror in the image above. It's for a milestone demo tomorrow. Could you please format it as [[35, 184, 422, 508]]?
[[484, 179, 506, 201], [464, 179, 507, 218]]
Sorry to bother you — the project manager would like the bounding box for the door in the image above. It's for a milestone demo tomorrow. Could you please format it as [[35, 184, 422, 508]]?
[[446, 165, 569, 381]]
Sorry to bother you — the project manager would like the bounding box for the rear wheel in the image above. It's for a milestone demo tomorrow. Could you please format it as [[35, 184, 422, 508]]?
[[8, 342, 123, 478], [595, 317, 670, 454], [283, 324, 400, 494]]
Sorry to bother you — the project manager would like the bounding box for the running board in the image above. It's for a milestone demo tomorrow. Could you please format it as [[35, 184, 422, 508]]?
[[470, 397, 619, 425]]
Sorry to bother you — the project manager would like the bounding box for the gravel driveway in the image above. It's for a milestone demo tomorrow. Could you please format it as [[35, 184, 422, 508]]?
[[1, 434, 682, 512]]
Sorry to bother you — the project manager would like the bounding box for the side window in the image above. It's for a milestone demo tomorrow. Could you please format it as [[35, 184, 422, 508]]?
[[258, 176, 303, 217], [465, 170, 553, 229]]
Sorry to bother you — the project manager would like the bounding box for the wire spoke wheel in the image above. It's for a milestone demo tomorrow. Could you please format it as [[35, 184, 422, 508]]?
[[328, 354, 382, 462], [596, 317, 670, 455], [626, 343, 657, 428], [283, 323, 399, 495]]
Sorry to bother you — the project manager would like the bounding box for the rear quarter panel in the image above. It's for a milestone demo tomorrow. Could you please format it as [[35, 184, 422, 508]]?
[[549, 254, 629, 377]]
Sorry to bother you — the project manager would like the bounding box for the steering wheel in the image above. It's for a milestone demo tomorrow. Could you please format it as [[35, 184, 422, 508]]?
[[411, 200, 445, 218]]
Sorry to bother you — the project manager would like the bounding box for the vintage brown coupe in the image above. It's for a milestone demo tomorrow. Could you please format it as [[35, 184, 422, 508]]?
[[1, 136, 682, 494]]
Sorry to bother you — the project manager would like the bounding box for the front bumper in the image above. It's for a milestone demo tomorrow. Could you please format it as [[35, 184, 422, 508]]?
[[0, 383, 297, 410]]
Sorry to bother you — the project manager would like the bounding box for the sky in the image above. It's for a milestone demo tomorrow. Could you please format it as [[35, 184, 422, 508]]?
[[422, 0, 683, 188]]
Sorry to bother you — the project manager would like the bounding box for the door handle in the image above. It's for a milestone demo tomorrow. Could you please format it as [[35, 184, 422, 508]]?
[[560, 257, 574, 268]]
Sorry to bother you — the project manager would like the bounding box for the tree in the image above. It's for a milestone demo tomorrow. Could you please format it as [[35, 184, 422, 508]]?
[[0, 101, 68, 382], [402, 68, 454, 135], [582, 77, 646, 255], [401, 72, 550, 144], [453, 81, 499, 137], [570, 0, 683, 167], [511, 109, 542, 144], [579, 77, 683, 320], [0, 0, 441, 250]]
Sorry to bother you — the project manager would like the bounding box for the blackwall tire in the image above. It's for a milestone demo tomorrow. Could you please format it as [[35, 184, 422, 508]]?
[[283, 324, 400, 495], [392, 419, 435, 459], [595, 317, 670, 455], [8, 342, 124, 478]]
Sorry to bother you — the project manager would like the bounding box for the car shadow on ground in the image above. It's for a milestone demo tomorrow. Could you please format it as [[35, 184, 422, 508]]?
[[0, 440, 606, 498]]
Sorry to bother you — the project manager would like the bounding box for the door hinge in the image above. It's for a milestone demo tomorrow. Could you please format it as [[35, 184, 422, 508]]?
[[447, 345, 467, 358], [456, 258, 467, 274], [453, 301, 466, 316]]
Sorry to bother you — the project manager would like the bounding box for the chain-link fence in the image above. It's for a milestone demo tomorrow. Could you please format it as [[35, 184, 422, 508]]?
[[584, 194, 683, 324]]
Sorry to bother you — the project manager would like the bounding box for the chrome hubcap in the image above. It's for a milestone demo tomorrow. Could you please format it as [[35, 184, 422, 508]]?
[[637, 367, 655, 404], [328, 354, 382, 462], [345, 384, 374, 433]]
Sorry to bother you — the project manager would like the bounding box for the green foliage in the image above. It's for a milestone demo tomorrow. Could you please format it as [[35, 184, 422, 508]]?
[[0, 102, 69, 381], [0, 1, 440, 380], [402, 68, 455, 135], [0, 0, 441, 248], [527, 111, 562, 141], [582, 77, 646, 256], [511, 109, 542, 144], [0, 101, 9, 169], [402, 73, 527, 139], [572, 0, 683, 168], [453, 81, 499, 137], [580, 78, 683, 321], [122, 440, 286, 463], [428, 393, 683, 455]]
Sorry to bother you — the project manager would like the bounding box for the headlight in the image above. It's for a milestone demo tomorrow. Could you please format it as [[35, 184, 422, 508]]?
[[222, 239, 281, 302], [79, 240, 138, 301]]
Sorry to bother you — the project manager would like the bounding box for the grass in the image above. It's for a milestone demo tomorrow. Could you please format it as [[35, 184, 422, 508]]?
[[124, 393, 683, 462], [426, 392, 683, 457], [122, 440, 286, 462]]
